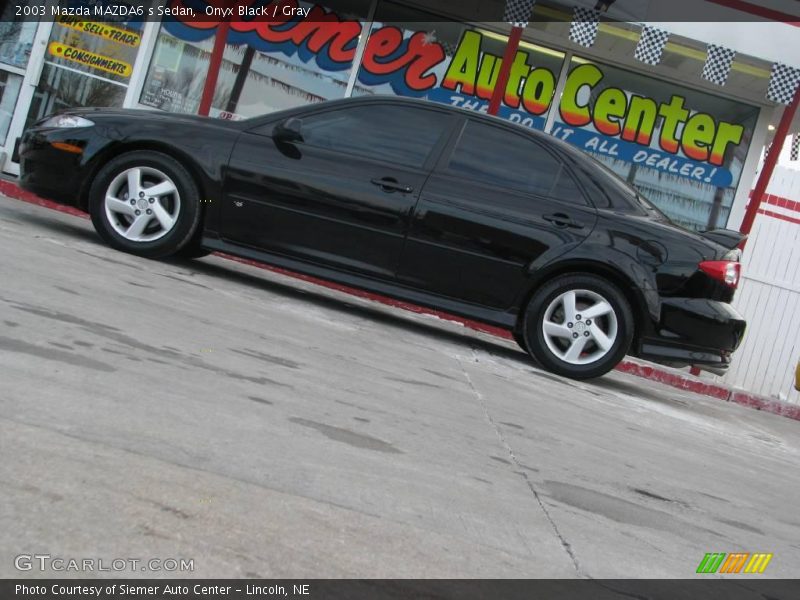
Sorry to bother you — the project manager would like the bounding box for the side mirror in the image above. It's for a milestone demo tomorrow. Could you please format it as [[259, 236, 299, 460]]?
[[273, 117, 304, 143]]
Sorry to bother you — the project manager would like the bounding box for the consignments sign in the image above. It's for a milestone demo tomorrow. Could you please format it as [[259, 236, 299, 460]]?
[[48, 41, 133, 77]]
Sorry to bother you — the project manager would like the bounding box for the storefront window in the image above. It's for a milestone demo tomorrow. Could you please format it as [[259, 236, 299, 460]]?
[[140, 0, 372, 118], [25, 7, 144, 128], [550, 57, 758, 231], [140, 30, 209, 114], [26, 63, 127, 128], [0, 9, 37, 69], [353, 1, 565, 131], [45, 14, 142, 85], [0, 71, 23, 144]]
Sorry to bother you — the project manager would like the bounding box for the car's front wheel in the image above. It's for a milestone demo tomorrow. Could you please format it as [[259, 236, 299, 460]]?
[[521, 274, 634, 379], [88, 151, 201, 258]]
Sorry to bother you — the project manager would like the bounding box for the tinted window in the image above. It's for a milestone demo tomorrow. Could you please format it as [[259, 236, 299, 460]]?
[[550, 164, 584, 204], [298, 104, 451, 168], [447, 121, 585, 203]]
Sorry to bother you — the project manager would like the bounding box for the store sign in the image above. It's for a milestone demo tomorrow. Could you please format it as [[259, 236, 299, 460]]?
[[47, 41, 133, 77], [56, 16, 142, 47], [163, 1, 745, 187], [164, 4, 444, 92]]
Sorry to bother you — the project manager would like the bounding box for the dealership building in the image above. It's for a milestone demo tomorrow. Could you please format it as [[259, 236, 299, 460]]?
[[2, 0, 799, 230], [1, 1, 799, 398]]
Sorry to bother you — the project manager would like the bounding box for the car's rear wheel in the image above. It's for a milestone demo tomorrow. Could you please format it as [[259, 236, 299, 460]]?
[[522, 274, 634, 379], [88, 151, 201, 258]]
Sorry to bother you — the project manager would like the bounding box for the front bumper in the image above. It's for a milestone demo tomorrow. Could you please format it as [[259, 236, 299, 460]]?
[[18, 129, 91, 207], [635, 297, 746, 369]]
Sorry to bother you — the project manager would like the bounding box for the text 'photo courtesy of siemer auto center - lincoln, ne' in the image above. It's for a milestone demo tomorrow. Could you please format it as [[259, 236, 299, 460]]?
[[2, 0, 800, 598]]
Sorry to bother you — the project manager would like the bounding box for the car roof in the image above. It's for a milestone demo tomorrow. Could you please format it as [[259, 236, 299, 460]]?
[[318, 96, 617, 170], [302, 94, 558, 142]]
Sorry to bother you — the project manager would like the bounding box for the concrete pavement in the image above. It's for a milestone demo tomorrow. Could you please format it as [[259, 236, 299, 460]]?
[[1, 193, 799, 578]]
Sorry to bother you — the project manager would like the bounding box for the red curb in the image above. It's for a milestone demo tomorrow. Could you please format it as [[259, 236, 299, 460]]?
[[0, 178, 511, 340], [2, 179, 798, 421], [0, 180, 89, 220], [615, 361, 732, 401], [215, 251, 513, 340], [730, 391, 800, 420]]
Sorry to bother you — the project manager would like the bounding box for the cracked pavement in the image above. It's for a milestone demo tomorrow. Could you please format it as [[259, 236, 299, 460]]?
[[2, 193, 800, 578]]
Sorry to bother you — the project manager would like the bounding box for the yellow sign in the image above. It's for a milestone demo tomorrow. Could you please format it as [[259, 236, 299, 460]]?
[[56, 17, 141, 47], [48, 41, 133, 78]]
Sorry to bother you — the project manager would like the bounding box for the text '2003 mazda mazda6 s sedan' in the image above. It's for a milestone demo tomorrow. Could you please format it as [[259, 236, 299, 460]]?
[[19, 96, 746, 379]]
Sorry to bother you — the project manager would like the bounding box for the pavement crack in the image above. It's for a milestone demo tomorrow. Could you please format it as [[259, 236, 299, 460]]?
[[457, 348, 584, 578]]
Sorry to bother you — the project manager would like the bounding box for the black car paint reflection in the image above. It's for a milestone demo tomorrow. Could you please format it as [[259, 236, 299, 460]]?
[[19, 96, 746, 373]]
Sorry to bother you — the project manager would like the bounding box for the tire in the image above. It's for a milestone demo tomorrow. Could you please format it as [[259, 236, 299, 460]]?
[[512, 329, 528, 352], [88, 151, 201, 259], [175, 208, 212, 259], [521, 273, 634, 380]]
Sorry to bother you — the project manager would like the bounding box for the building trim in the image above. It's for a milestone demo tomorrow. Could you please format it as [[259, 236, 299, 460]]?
[[705, 0, 800, 27], [344, 0, 377, 97]]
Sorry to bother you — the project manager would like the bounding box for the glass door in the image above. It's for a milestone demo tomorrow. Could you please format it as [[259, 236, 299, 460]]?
[[23, 7, 146, 128], [0, 3, 44, 174], [2, 1, 147, 174]]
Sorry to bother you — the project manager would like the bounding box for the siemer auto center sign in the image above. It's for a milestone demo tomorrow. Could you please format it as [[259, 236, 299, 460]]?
[[162, 0, 747, 188]]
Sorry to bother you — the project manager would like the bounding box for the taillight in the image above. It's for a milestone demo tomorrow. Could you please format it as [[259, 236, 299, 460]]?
[[699, 260, 741, 289]]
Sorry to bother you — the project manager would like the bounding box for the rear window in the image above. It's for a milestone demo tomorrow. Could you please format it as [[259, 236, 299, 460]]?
[[558, 141, 668, 217]]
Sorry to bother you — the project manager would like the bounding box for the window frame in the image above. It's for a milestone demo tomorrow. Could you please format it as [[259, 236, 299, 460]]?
[[246, 98, 461, 172]]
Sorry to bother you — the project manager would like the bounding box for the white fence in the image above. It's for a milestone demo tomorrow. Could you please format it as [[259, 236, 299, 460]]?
[[721, 165, 800, 404]]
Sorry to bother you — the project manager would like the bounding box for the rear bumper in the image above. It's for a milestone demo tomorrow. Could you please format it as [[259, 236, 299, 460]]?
[[635, 297, 746, 369]]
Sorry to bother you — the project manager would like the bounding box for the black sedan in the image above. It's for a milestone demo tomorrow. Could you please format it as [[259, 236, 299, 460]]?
[[18, 97, 746, 379]]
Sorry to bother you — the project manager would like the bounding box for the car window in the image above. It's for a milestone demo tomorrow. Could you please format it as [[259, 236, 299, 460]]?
[[446, 121, 586, 204], [297, 104, 451, 168], [557, 142, 639, 211], [550, 164, 585, 204], [570, 164, 615, 209]]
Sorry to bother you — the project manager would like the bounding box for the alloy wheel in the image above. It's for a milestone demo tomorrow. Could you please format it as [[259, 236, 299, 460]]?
[[541, 289, 618, 365], [103, 166, 181, 243]]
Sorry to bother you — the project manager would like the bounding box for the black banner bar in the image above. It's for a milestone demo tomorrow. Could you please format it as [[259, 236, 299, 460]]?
[[4, 580, 800, 600], [3, 0, 799, 23]]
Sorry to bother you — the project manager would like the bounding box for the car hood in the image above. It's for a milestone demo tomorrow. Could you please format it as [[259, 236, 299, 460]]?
[[44, 107, 249, 130]]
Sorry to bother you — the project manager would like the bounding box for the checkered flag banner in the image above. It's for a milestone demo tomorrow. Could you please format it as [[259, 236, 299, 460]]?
[[504, 0, 536, 27], [702, 44, 736, 86], [791, 134, 800, 161], [634, 26, 669, 66], [569, 6, 600, 48], [767, 62, 800, 105]]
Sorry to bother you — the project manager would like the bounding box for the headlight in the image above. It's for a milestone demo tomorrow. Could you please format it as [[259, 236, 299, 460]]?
[[40, 114, 95, 128]]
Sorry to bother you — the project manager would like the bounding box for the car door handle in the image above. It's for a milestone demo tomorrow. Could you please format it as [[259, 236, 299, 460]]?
[[543, 213, 584, 229], [371, 177, 413, 194]]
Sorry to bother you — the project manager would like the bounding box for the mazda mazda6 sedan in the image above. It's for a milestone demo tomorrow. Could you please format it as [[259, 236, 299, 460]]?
[[19, 96, 746, 379]]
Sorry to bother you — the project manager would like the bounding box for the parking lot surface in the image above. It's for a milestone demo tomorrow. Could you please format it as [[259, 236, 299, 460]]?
[[2, 193, 799, 578]]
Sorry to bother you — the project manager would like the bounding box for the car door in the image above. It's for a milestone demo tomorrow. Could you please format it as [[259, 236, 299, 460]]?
[[396, 119, 598, 309], [221, 101, 456, 280]]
